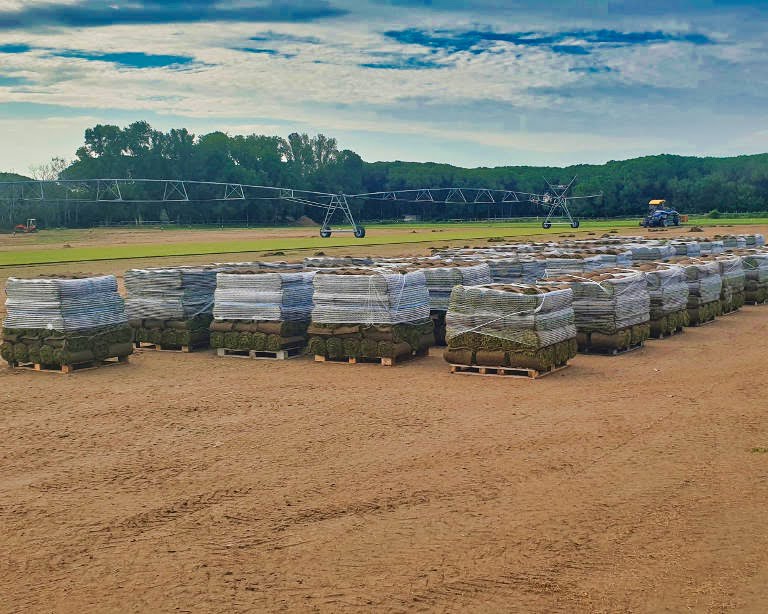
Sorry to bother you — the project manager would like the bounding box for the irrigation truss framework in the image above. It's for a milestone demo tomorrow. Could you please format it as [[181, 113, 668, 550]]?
[[0, 177, 602, 237]]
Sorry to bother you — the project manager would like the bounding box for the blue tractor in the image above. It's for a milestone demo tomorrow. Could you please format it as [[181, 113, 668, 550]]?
[[641, 199, 680, 227]]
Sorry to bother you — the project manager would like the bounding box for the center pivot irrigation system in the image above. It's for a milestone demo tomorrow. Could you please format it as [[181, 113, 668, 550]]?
[[0, 177, 601, 237]]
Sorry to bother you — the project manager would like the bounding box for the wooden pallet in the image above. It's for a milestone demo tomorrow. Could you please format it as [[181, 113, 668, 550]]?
[[134, 341, 208, 353], [217, 346, 304, 360], [448, 362, 568, 379], [8, 355, 129, 374], [579, 342, 644, 356], [314, 348, 427, 367]]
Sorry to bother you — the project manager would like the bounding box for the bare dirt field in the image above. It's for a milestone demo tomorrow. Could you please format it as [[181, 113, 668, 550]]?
[[2, 225, 768, 612]]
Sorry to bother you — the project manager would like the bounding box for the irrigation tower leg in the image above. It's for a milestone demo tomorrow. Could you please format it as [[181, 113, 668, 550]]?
[[320, 194, 365, 238]]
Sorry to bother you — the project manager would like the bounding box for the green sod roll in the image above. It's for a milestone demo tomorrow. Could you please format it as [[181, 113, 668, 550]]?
[[474, 350, 508, 367], [39, 344, 55, 364], [13, 343, 29, 363], [325, 337, 344, 359], [108, 342, 134, 358], [1, 342, 14, 362], [443, 348, 474, 365], [308, 336, 326, 357], [251, 332, 267, 351], [360, 338, 379, 358]]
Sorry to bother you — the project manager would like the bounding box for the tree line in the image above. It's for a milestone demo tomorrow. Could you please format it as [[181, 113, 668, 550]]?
[[2, 120, 767, 228]]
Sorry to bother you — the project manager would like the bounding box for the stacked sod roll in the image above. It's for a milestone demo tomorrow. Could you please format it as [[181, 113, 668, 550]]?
[[674, 259, 723, 325], [632, 264, 690, 337], [303, 256, 374, 268], [210, 270, 314, 352], [627, 243, 676, 262], [715, 234, 748, 249], [582, 250, 633, 271], [1, 275, 132, 367], [308, 269, 434, 361], [670, 241, 702, 257], [697, 240, 725, 256], [125, 267, 219, 348], [419, 262, 491, 345], [715, 255, 746, 312], [459, 256, 544, 284], [542, 255, 591, 276], [741, 252, 768, 304], [548, 270, 650, 352], [443, 284, 578, 371]]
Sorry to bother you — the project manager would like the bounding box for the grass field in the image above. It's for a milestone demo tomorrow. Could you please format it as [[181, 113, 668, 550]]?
[[0, 216, 761, 266]]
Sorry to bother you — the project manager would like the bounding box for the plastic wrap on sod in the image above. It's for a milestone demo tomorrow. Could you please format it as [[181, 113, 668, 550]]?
[[444, 284, 578, 374], [716, 255, 747, 313], [674, 259, 723, 325], [741, 252, 768, 304], [2, 275, 133, 369], [125, 267, 219, 350], [632, 264, 690, 338], [211, 270, 315, 356], [309, 269, 434, 364], [548, 271, 651, 354]]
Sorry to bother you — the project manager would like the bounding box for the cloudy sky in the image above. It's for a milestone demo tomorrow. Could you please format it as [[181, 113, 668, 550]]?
[[0, 0, 766, 173]]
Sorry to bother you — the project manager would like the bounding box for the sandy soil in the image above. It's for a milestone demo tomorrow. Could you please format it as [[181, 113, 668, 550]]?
[[1, 226, 768, 612]]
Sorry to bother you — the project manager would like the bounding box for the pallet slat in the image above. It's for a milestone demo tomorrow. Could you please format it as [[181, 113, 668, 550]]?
[[8, 355, 129, 374], [448, 363, 568, 379], [134, 341, 208, 353], [217, 346, 304, 360], [314, 351, 425, 367]]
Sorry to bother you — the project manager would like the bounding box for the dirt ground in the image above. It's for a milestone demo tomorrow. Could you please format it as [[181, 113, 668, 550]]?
[[1, 226, 768, 612]]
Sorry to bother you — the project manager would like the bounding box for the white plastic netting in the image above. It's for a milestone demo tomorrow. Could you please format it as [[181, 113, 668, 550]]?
[[670, 242, 702, 257], [420, 263, 492, 311], [4, 276, 128, 331], [627, 244, 677, 261], [697, 240, 724, 255], [741, 253, 768, 283], [214, 272, 315, 321], [445, 284, 576, 349], [717, 256, 746, 292], [304, 256, 374, 268], [636, 266, 689, 318], [583, 251, 633, 271], [311, 270, 430, 324], [549, 271, 650, 334], [719, 236, 747, 249], [678, 261, 722, 305], [124, 267, 218, 320]]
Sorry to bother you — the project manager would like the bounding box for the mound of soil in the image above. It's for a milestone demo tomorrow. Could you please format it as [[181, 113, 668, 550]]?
[[295, 216, 319, 227]]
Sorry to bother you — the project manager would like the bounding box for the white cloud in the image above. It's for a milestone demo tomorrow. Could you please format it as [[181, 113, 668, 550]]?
[[0, 1, 766, 170]]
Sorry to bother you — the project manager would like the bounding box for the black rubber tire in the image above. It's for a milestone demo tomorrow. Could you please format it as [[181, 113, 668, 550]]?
[[542, 222, 552, 229], [320, 229, 331, 238], [662, 217, 670, 227], [571, 220, 580, 229], [354, 226, 366, 238]]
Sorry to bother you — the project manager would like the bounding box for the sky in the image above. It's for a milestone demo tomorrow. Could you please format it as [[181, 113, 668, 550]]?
[[0, 0, 766, 174]]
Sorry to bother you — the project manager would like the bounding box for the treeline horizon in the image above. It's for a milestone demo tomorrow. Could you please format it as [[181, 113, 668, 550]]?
[[2, 120, 768, 228]]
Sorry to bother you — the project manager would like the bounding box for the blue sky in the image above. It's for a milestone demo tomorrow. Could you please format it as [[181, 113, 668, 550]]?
[[0, 0, 766, 173]]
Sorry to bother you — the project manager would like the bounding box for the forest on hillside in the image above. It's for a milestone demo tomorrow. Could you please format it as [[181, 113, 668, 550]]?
[[2, 121, 768, 228]]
